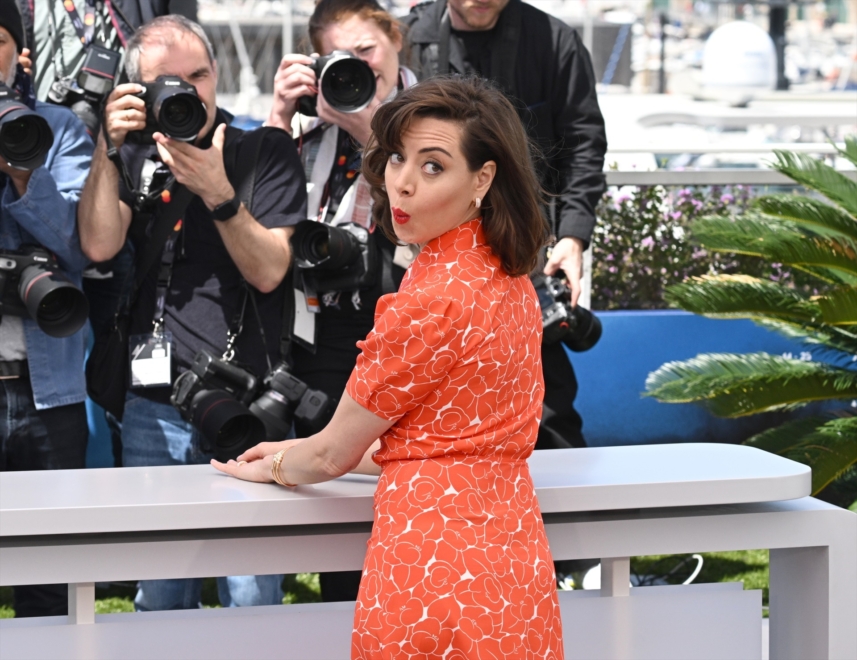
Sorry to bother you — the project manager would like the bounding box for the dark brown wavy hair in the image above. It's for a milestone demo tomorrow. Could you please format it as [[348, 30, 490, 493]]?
[[362, 76, 550, 277]]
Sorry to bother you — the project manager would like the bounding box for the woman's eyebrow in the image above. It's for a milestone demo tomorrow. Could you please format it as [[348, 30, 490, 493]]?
[[418, 147, 453, 157]]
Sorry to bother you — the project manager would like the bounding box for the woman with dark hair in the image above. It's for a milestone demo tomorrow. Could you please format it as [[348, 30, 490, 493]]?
[[213, 76, 563, 658]]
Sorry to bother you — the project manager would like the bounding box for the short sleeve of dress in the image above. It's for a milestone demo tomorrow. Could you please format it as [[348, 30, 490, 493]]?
[[346, 292, 465, 421]]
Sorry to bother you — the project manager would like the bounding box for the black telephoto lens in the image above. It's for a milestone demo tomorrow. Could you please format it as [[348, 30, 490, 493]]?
[[292, 221, 364, 271], [562, 306, 603, 352], [192, 389, 266, 462], [0, 91, 55, 170], [18, 265, 89, 337]]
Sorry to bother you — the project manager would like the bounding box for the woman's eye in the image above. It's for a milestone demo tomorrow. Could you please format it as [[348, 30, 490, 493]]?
[[390, 152, 404, 165], [423, 161, 443, 175]]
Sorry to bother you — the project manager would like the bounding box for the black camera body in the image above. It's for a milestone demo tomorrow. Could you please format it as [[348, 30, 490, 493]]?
[[297, 51, 377, 116], [292, 220, 377, 293], [0, 246, 89, 338], [171, 350, 266, 462], [126, 76, 208, 145], [171, 350, 330, 461], [0, 83, 54, 170], [250, 363, 330, 440], [533, 275, 602, 352], [48, 44, 122, 135]]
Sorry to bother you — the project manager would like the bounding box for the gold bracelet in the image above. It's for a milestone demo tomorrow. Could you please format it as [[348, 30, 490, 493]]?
[[271, 446, 297, 488]]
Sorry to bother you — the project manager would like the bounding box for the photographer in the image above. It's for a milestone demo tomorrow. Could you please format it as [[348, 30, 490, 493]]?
[[0, 5, 93, 617], [265, 0, 414, 603], [405, 0, 608, 450], [78, 15, 306, 611]]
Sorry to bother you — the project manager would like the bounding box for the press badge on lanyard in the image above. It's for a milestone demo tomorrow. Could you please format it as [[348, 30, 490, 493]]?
[[129, 330, 173, 387], [130, 210, 182, 387]]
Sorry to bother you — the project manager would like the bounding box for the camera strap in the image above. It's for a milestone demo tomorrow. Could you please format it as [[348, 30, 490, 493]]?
[[61, 0, 98, 46]]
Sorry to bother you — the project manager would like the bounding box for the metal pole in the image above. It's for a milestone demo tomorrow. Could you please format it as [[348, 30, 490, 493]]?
[[769, 1, 789, 90], [283, 0, 293, 56], [658, 13, 667, 94]]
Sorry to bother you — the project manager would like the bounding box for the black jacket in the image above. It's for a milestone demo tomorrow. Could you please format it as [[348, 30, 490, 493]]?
[[404, 0, 607, 245]]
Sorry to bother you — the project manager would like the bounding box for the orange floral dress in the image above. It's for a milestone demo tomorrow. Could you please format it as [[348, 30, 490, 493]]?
[[347, 219, 563, 660]]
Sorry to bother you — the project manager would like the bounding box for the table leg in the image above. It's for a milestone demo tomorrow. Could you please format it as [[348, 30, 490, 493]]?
[[68, 582, 95, 625], [600, 557, 630, 597]]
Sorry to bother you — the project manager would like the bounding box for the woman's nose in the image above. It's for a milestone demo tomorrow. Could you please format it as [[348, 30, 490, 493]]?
[[393, 171, 415, 197]]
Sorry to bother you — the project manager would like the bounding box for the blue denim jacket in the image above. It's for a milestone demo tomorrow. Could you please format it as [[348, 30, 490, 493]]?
[[0, 102, 93, 410]]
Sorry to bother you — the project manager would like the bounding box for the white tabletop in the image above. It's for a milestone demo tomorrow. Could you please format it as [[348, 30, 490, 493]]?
[[0, 444, 810, 537]]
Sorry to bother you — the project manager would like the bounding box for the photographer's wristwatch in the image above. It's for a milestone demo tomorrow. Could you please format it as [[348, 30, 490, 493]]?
[[211, 195, 241, 222]]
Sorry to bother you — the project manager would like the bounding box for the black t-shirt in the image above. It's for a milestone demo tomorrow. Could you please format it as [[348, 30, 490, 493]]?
[[119, 112, 306, 403], [451, 27, 497, 78]]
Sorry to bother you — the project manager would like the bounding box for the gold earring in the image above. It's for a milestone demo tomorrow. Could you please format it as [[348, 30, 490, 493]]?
[[475, 197, 481, 209]]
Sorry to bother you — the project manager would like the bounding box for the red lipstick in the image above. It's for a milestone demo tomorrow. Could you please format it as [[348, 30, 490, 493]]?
[[392, 207, 410, 225]]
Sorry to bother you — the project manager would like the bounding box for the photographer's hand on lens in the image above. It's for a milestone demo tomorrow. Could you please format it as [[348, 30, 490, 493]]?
[[153, 123, 235, 210], [102, 84, 147, 149], [315, 87, 379, 147], [267, 54, 319, 133], [544, 236, 585, 307]]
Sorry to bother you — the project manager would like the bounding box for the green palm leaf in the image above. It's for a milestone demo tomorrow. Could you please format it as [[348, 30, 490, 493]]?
[[644, 352, 857, 417], [691, 216, 857, 282], [755, 194, 857, 243], [771, 150, 857, 218], [665, 275, 821, 323], [754, 319, 857, 357], [817, 287, 857, 325], [746, 416, 857, 494], [835, 135, 857, 168]]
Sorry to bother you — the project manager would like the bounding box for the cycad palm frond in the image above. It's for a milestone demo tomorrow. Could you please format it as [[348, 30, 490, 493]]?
[[754, 318, 857, 357], [665, 275, 821, 323], [691, 215, 857, 282], [644, 352, 857, 417], [754, 194, 857, 243], [835, 135, 857, 168], [771, 150, 857, 218], [745, 416, 857, 494], [817, 286, 857, 325]]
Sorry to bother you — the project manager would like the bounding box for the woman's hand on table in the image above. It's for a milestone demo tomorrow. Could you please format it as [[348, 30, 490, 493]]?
[[210, 439, 303, 483]]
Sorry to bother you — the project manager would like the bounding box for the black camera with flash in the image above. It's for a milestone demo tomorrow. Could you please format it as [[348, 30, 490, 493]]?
[[48, 45, 122, 134]]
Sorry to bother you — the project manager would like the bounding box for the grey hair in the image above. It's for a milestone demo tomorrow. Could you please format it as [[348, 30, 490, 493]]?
[[125, 15, 215, 82]]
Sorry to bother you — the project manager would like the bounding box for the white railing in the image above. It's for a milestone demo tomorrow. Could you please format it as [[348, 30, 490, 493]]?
[[1, 444, 855, 660]]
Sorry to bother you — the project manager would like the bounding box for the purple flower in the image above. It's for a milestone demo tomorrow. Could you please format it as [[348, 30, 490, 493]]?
[[606, 254, 615, 261], [608, 266, 618, 273], [640, 236, 655, 249], [720, 194, 734, 204], [670, 211, 682, 220], [692, 199, 703, 210]]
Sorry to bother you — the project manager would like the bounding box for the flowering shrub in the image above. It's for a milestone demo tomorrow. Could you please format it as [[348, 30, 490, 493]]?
[[590, 185, 816, 310]]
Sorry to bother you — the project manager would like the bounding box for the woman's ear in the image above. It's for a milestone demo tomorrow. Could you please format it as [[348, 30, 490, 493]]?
[[475, 161, 497, 198]]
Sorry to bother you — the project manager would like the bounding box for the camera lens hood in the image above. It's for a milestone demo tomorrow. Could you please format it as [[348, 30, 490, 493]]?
[[18, 264, 89, 338], [0, 85, 55, 171], [297, 51, 376, 116]]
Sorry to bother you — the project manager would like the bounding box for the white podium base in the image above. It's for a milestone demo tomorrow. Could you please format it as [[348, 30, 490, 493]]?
[[0, 582, 761, 660]]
